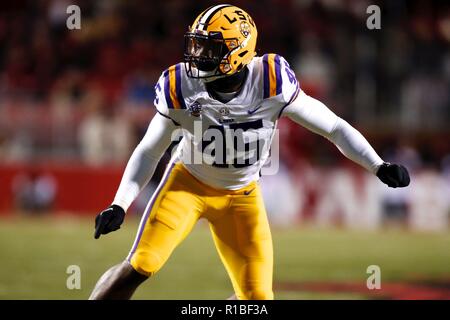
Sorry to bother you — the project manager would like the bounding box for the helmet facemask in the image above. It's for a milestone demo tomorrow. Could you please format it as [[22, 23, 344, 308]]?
[[184, 31, 237, 81]]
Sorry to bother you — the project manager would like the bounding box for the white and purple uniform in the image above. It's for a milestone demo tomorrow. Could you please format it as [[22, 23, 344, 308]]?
[[112, 54, 384, 211]]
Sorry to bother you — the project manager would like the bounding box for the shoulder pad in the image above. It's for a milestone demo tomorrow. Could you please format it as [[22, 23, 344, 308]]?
[[261, 53, 300, 104], [154, 63, 187, 116]]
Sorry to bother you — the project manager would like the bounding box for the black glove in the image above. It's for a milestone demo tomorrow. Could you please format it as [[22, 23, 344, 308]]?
[[376, 162, 410, 188], [94, 204, 125, 239]]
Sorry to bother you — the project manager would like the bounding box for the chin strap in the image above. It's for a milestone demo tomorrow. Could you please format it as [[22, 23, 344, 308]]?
[[196, 65, 248, 84], [200, 72, 229, 83], [206, 67, 248, 89]]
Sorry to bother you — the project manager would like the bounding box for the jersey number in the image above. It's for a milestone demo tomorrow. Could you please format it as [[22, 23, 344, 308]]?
[[201, 120, 265, 168]]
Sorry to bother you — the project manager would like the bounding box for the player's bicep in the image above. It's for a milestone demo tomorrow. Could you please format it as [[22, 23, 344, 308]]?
[[136, 113, 179, 160], [154, 73, 168, 114], [268, 55, 300, 118], [282, 90, 339, 138]]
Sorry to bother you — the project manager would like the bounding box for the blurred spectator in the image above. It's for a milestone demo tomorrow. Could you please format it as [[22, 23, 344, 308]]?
[[78, 89, 133, 165], [12, 171, 57, 213], [260, 162, 304, 226], [409, 168, 450, 232], [378, 143, 419, 226], [293, 32, 335, 99]]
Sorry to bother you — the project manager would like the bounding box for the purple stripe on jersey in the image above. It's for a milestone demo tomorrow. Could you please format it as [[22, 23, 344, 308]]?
[[126, 162, 175, 262], [263, 55, 270, 99], [274, 55, 282, 95], [163, 69, 174, 109], [175, 64, 186, 109]]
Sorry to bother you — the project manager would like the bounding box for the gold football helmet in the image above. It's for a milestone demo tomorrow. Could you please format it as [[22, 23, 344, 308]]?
[[184, 4, 258, 80]]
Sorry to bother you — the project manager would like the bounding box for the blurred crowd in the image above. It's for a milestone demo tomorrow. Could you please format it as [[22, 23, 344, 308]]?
[[0, 0, 449, 167], [0, 0, 449, 223]]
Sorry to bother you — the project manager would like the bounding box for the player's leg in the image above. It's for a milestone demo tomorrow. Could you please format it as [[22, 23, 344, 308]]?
[[88, 260, 147, 300], [127, 163, 204, 277], [208, 183, 274, 300], [89, 162, 203, 299]]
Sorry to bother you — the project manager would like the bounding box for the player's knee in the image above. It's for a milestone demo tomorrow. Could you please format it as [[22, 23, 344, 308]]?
[[130, 250, 164, 277], [240, 289, 274, 300]]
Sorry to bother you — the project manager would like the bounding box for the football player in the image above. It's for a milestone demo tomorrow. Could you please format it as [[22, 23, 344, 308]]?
[[89, 4, 410, 300]]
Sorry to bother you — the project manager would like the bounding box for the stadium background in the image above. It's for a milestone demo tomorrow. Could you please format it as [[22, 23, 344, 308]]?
[[0, 0, 449, 299]]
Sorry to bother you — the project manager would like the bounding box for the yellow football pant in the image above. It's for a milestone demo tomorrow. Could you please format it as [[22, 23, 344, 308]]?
[[127, 162, 274, 300]]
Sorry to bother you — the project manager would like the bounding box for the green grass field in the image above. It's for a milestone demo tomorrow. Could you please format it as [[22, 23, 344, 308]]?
[[0, 216, 449, 299]]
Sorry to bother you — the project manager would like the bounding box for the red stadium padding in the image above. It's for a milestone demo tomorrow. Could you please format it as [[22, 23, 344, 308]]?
[[0, 163, 124, 215]]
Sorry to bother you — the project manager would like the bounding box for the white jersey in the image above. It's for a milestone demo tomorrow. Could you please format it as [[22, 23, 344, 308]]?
[[154, 54, 300, 190], [112, 55, 384, 210]]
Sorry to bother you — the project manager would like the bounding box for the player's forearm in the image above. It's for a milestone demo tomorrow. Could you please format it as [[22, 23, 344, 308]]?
[[283, 91, 383, 174], [328, 118, 384, 173], [112, 149, 160, 211], [112, 113, 176, 211]]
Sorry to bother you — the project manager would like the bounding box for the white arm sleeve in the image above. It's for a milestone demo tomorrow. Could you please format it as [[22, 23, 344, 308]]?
[[112, 113, 177, 211], [282, 91, 384, 174]]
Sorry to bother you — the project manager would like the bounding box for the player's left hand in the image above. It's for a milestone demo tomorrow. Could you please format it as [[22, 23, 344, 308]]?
[[376, 162, 410, 188], [94, 205, 125, 239]]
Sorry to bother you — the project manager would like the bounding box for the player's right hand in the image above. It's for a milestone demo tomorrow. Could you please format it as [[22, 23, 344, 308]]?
[[376, 162, 410, 188], [94, 205, 125, 239]]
